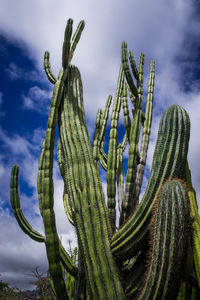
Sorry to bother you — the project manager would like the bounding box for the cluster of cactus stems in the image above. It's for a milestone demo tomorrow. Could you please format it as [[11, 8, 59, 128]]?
[[10, 19, 200, 299]]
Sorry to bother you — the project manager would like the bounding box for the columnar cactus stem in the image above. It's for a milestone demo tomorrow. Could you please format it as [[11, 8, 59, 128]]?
[[10, 166, 45, 243], [98, 95, 112, 168], [69, 20, 85, 62], [66, 247, 78, 298], [128, 50, 139, 82], [93, 109, 103, 170], [136, 179, 191, 300], [59, 65, 125, 298], [112, 105, 190, 260], [116, 146, 124, 214], [99, 95, 112, 146], [185, 161, 200, 287], [10, 166, 78, 277], [37, 67, 69, 299], [119, 104, 141, 225], [121, 81, 131, 141], [62, 19, 73, 69], [107, 65, 124, 232], [120, 44, 145, 224], [134, 59, 155, 202], [57, 138, 65, 178], [122, 42, 138, 98], [57, 139, 75, 226], [44, 51, 57, 84]]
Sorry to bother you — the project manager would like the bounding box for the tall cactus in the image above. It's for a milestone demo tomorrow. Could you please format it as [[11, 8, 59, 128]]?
[[10, 18, 200, 299]]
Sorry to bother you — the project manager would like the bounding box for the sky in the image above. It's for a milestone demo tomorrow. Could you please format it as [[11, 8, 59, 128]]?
[[0, 0, 200, 291]]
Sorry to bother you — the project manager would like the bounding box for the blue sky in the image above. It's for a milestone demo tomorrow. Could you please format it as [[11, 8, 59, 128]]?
[[0, 0, 200, 290]]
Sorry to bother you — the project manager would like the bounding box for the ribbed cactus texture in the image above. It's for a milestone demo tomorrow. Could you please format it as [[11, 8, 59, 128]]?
[[10, 19, 200, 299]]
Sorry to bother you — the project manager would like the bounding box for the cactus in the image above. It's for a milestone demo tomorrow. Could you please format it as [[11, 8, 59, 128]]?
[[9, 18, 200, 299]]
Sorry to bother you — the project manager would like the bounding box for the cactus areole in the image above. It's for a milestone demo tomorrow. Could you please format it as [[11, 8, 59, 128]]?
[[10, 19, 200, 299]]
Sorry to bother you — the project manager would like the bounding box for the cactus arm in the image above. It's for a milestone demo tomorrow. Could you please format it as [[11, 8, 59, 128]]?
[[137, 179, 191, 300], [127, 81, 137, 107], [107, 65, 124, 232], [134, 60, 155, 201], [59, 65, 125, 299], [69, 20, 85, 63], [62, 19, 73, 69], [117, 130, 128, 153], [119, 104, 141, 225], [99, 149, 108, 171], [10, 164, 76, 279], [112, 105, 190, 260], [116, 133, 127, 214], [185, 161, 200, 287], [97, 95, 112, 171], [57, 138, 75, 226], [10, 165, 45, 242], [128, 50, 139, 81], [116, 147, 124, 214], [66, 247, 78, 298], [122, 42, 138, 98], [63, 190, 74, 226], [121, 81, 131, 141], [99, 95, 112, 147], [137, 52, 145, 109], [44, 51, 57, 84], [59, 243, 78, 278], [119, 50, 144, 224], [57, 138, 65, 178], [92, 109, 103, 169], [38, 67, 69, 299]]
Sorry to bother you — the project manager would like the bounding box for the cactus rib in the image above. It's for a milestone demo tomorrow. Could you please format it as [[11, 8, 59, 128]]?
[[10, 164, 78, 278], [122, 42, 138, 98], [59, 65, 125, 299], [62, 19, 73, 69], [69, 20, 85, 62], [44, 51, 57, 84], [136, 179, 191, 300], [10, 165, 45, 242], [38, 66, 70, 299], [112, 105, 190, 260], [107, 65, 124, 232], [93, 109, 103, 170], [185, 161, 200, 287], [134, 59, 155, 202]]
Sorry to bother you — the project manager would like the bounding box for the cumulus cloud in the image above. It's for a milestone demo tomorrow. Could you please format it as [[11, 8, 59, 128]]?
[[0, 210, 48, 289], [0, 126, 76, 289], [5, 62, 44, 82], [22, 85, 52, 113], [0, 92, 5, 116], [0, 0, 197, 119]]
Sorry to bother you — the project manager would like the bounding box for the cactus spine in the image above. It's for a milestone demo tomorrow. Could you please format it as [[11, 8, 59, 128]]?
[[9, 18, 200, 299]]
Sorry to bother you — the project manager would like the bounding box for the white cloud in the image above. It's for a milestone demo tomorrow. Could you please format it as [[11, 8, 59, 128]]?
[[0, 127, 76, 289], [0, 92, 5, 116], [5, 62, 44, 82], [0, 0, 197, 119], [0, 211, 48, 289], [22, 86, 52, 113]]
